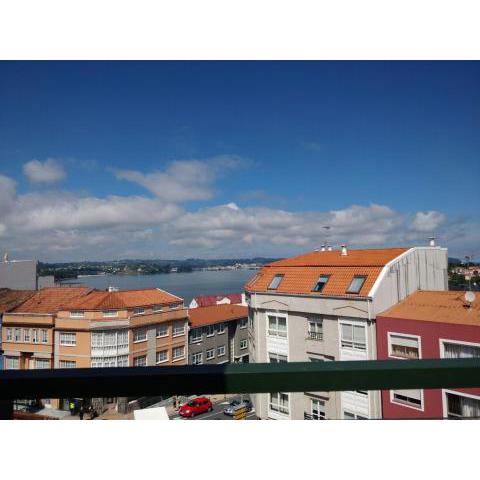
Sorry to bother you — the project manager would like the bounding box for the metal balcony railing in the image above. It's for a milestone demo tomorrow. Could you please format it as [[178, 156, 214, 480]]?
[[1, 358, 480, 419]]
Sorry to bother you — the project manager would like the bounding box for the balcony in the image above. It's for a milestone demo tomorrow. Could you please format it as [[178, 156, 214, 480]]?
[[1, 358, 480, 419]]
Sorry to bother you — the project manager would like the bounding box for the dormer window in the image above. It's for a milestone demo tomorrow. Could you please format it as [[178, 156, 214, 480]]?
[[70, 310, 84, 318], [312, 275, 330, 293], [346, 275, 367, 294], [268, 274, 284, 290], [103, 310, 118, 318], [133, 307, 145, 315]]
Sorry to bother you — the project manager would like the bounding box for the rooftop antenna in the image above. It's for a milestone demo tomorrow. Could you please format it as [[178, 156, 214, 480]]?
[[322, 225, 331, 252]]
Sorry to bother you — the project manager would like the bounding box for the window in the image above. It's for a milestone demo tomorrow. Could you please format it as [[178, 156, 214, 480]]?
[[346, 275, 367, 294], [59, 360, 76, 368], [133, 355, 147, 367], [269, 352, 288, 363], [308, 318, 323, 341], [204, 325, 215, 337], [60, 332, 76, 346], [41, 329, 48, 344], [239, 318, 248, 329], [133, 328, 147, 342], [240, 339, 248, 350], [173, 321, 185, 336], [153, 304, 163, 312], [192, 352, 203, 365], [35, 359, 50, 369], [341, 323, 366, 350], [442, 341, 480, 359], [190, 328, 203, 343], [103, 310, 118, 317], [23, 328, 31, 342], [206, 348, 215, 360], [312, 275, 330, 293], [6, 328, 12, 342], [268, 315, 287, 337], [156, 324, 168, 337], [311, 399, 326, 420], [389, 333, 420, 359], [391, 389, 423, 409], [268, 274, 284, 290], [217, 323, 225, 334], [70, 311, 84, 318], [133, 307, 145, 315], [343, 410, 367, 420], [248, 313, 254, 330], [32, 329, 38, 343], [446, 392, 480, 419], [156, 350, 168, 364], [5, 357, 19, 369], [270, 392, 289, 414], [117, 355, 128, 367], [217, 345, 226, 357], [14, 328, 21, 342], [173, 346, 185, 360]]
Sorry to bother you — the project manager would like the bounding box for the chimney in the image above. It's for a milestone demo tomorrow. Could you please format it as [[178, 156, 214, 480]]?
[[320, 244, 326, 252], [428, 236, 435, 247], [341, 244, 348, 256], [327, 245, 332, 251]]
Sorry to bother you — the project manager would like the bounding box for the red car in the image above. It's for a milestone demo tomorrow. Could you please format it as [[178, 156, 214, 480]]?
[[179, 397, 213, 418]]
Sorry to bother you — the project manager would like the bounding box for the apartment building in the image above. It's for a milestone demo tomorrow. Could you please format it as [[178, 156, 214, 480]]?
[[1, 286, 189, 410], [245, 244, 448, 420], [0, 288, 36, 369], [188, 304, 249, 365], [377, 290, 480, 419]]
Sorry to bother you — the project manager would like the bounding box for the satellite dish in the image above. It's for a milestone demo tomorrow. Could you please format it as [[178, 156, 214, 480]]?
[[464, 291, 476, 303]]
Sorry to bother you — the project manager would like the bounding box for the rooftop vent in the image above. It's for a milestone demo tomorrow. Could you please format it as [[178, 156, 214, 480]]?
[[320, 245, 326, 252], [327, 245, 333, 251], [341, 244, 348, 256], [428, 236, 436, 247]]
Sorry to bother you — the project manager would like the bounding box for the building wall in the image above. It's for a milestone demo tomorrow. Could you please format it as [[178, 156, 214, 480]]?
[[188, 321, 233, 365], [0, 260, 38, 290], [377, 315, 480, 419]]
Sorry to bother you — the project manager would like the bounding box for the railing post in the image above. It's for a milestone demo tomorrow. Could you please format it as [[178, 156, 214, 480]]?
[[0, 400, 13, 420]]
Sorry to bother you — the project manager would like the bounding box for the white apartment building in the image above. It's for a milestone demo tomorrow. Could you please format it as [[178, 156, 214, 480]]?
[[245, 244, 448, 420]]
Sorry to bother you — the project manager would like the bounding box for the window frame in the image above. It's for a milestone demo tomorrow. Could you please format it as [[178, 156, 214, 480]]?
[[439, 338, 480, 359], [312, 274, 330, 293], [311, 398, 326, 420], [390, 389, 424, 411], [172, 321, 186, 337], [70, 310, 85, 318], [133, 328, 147, 343], [190, 328, 203, 343], [156, 324, 168, 338], [133, 307, 145, 315], [206, 348, 215, 360], [172, 346, 185, 361], [308, 317, 323, 341], [339, 321, 367, 351], [239, 318, 248, 329], [269, 392, 289, 415], [267, 312, 288, 338], [59, 332, 76, 346], [217, 345, 226, 357], [240, 339, 248, 350], [41, 329, 48, 344], [442, 389, 480, 419], [268, 274, 284, 290], [192, 352, 203, 365], [133, 355, 147, 367], [5, 327, 13, 342], [59, 360, 76, 369], [103, 310, 119, 318], [216, 323, 226, 335], [346, 275, 367, 294], [388, 332, 422, 360], [156, 350, 169, 364]]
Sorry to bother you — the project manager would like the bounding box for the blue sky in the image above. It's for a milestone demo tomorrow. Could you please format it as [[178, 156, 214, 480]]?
[[0, 61, 479, 261]]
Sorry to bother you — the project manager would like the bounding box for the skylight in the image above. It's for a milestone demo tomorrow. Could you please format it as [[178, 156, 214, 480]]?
[[268, 274, 284, 290], [312, 275, 330, 293], [346, 275, 367, 294]]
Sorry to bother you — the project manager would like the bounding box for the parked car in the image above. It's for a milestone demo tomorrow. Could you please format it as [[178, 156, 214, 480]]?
[[179, 397, 213, 418], [223, 398, 253, 416]]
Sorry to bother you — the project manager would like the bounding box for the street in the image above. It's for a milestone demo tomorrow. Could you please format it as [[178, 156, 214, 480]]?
[[171, 395, 258, 420]]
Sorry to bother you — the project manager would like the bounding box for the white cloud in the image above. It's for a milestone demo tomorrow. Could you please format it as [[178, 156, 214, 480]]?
[[113, 155, 246, 202], [411, 211, 446, 232], [0, 167, 478, 261], [23, 158, 66, 184]]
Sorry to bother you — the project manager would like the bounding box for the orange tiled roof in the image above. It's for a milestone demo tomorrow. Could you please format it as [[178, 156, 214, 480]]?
[[188, 304, 248, 327], [64, 288, 183, 310], [378, 290, 480, 326], [245, 247, 409, 297], [12, 287, 91, 314], [0, 289, 36, 313]]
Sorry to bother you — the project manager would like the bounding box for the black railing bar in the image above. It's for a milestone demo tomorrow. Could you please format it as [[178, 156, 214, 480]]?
[[0, 358, 480, 400]]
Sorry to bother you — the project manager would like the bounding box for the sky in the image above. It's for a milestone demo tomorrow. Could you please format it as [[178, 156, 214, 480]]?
[[0, 61, 479, 262]]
